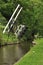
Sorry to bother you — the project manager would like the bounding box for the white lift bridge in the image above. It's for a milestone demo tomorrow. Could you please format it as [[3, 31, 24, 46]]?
[[3, 4, 26, 38]]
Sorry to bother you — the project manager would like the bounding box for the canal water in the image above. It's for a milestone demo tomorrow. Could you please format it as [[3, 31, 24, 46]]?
[[0, 42, 31, 65]]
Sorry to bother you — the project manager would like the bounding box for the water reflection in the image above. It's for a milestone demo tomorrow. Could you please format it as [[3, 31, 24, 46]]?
[[0, 42, 31, 65]]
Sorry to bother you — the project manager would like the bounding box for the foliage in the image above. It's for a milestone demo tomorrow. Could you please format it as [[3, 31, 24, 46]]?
[[0, 30, 3, 46], [0, 0, 43, 42]]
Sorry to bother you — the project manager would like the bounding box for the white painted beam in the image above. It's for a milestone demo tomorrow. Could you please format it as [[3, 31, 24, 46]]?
[[3, 4, 20, 34], [8, 7, 23, 32]]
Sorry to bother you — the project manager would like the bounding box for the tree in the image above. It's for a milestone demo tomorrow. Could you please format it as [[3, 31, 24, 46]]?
[[0, 0, 43, 41]]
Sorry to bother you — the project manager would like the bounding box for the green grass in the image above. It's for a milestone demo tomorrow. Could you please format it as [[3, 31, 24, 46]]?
[[14, 38, 43, 65], [2, 33, 18, 43], [0, 24, 18, 44]]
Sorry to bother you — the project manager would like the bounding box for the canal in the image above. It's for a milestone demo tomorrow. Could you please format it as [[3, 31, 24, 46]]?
[[0, 42, 31, 65]]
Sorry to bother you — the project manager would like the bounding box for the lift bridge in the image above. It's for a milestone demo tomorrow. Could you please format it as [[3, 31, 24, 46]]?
[[3, 4, 26, 38]]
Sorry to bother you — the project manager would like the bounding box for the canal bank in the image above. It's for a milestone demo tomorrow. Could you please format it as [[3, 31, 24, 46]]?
[[14, 38, 43, 65]]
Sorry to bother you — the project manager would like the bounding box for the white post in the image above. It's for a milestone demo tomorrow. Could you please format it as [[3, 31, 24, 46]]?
[[3, 4, 20, 34], [8, 7, 23, 32]]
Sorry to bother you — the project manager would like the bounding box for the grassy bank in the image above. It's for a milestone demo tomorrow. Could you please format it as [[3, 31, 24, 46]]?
[[14, 38, 43, 65], [0, 25, 18, 45]]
